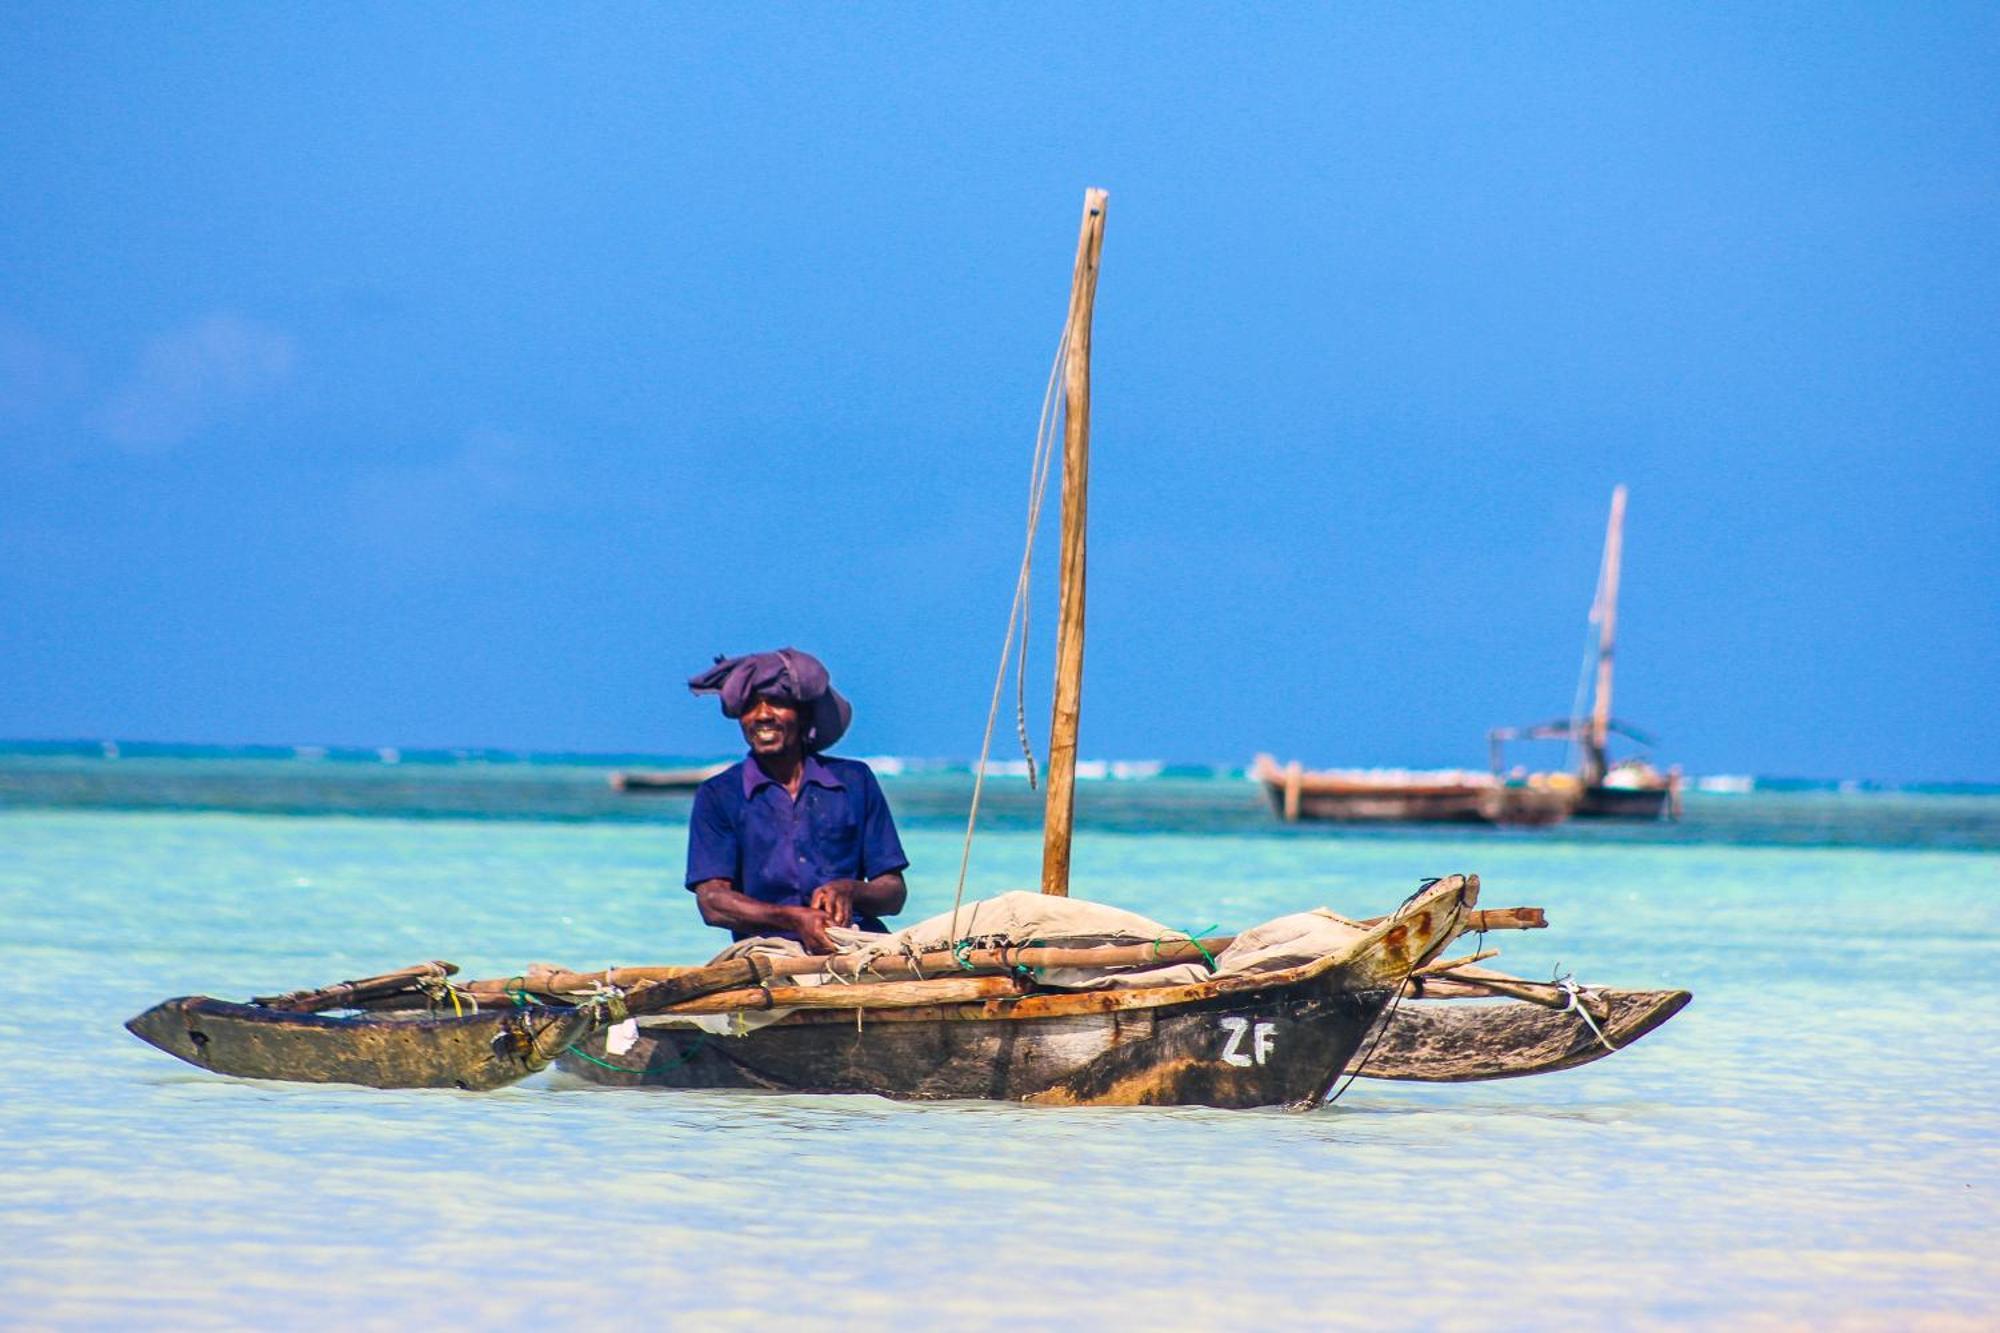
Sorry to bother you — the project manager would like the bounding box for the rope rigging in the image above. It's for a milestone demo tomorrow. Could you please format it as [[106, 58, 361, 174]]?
[[945, 322, 1071, 943]]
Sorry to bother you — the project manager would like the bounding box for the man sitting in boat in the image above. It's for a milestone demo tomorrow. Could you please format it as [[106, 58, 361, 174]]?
[[684, 648, 908, 954]]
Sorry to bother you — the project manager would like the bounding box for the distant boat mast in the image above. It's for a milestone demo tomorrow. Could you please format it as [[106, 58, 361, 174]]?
[[1583, 484, 1628, 786]]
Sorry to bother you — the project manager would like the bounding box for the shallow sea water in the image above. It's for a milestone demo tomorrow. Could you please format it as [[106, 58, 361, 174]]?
[[2, 768, 1996, 1327]]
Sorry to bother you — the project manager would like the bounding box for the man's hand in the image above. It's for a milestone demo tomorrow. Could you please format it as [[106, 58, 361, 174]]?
[[787, 905, 842, 954], [809, 880, 862, 927]]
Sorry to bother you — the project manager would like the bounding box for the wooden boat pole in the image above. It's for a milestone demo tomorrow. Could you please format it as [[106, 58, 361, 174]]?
[[1358, 905, 1545, 932], [1041, 187, 1109, 897], [1586, 484, 1627, 784], [1415, 972, 1611, 1022], [251, 961, 458, 1013]]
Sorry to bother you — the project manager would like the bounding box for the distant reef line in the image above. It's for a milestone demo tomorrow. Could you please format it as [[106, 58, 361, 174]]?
[[0, 739, 1993, 794]]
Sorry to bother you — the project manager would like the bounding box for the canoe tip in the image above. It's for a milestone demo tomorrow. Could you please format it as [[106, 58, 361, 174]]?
[[123, 996, 210, 1062]]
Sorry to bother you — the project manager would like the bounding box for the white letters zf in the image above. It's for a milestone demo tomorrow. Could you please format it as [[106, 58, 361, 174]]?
[[1220, 1017, 1278, 1066]]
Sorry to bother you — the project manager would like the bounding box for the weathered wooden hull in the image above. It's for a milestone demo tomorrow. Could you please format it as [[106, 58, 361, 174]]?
[[126, 877, 1474, 1101], [559, 977, 1392, 1109], [124, 996, 595, 1091], [1345, 988, 1691, 1082], [1259, 778, 1576, 827]]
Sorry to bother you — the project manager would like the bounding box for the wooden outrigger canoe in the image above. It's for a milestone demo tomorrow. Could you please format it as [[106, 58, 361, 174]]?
[[123, 878, 1690, 1101], [127, 875, 1478, 1106]]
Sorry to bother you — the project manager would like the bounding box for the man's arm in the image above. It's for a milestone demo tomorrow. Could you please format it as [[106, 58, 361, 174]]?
[[692, 878, 841, 954], [808, 871, 906, 927], [809, 765, 911, 927]]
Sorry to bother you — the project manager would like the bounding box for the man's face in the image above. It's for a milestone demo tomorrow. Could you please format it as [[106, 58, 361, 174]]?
[[740, 695, 804, 759]]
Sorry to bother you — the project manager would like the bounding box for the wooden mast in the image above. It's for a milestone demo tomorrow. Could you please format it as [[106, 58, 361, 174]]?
[[1586, 484, 1627, 785], [1040, 188, 1109, 897]]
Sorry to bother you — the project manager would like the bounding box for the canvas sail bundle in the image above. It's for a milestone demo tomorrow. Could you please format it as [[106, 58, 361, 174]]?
[[699, 890, 1373, 995]]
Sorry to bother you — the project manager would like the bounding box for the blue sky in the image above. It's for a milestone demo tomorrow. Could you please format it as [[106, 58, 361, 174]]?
[[2, 4, 1994, 781]]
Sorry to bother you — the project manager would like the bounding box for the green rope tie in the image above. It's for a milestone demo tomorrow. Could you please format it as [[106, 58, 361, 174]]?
[[1157, 924, 1221, 971], [1013, 937, 1048, 980], [563, 1030, 709, 1074], [563, 1044, 637, 1073]]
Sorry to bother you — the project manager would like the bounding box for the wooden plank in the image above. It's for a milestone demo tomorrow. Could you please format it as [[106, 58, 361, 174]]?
[[1412, 965, 1606, 1020], [1413, 948, 1499, 974], [1354, 905, 1545, 933], [658, 974, 1024, 1016], [462, 939, 1231, 1005]]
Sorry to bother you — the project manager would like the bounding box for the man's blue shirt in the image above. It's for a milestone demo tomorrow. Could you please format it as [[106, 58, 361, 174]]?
[[685, 753, 909, 939]]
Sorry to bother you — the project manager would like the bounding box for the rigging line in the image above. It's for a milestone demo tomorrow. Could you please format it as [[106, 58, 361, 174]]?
[[1326, 879, 1469, 1106], [1321, 975, 1408, 1107], [945, 327, 1071, 944], [1014, 329, 1067, 789]]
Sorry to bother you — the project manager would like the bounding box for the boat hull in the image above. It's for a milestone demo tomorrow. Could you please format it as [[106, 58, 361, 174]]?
[[558, 978, 1391, 1109], [1260, 779, 1575, 827], [1572, 784, 1675, 820], [1345, 989, 1691, 1081], [608, 765, 725, 793], [124, 996, 595, 1091]]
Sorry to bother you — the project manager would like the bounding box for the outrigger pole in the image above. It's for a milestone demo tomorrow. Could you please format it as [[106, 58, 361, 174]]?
[[1041, 188, 1109, 897]]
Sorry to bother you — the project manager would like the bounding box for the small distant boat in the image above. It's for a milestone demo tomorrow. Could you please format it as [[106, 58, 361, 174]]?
[[1487, 486, 1681, 821], [607, 764, 728, 793], [1260, 487, 1680, 826], [1251, 757, 1579, 826]]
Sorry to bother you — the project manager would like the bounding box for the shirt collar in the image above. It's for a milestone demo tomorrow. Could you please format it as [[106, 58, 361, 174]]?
[[741, 753, 845, 796]]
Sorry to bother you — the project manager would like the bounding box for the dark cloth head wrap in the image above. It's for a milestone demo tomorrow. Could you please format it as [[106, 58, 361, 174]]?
[[688, 648, 852, 753]]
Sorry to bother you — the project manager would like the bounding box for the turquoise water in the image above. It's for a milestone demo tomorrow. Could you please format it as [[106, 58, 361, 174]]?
[[2, 763, 1996, 1326]]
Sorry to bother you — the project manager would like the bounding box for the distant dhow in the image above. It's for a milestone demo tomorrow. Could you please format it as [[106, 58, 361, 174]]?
[[1261, 486, 1679, 826]]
